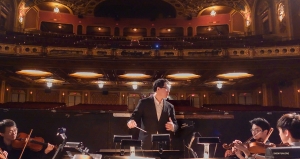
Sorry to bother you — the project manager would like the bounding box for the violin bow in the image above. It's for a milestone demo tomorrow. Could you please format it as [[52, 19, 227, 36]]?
[[263, 128, 274, 144], [18, 129, 33, 159]]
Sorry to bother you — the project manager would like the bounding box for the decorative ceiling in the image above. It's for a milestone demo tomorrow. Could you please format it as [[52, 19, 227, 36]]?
[[21, 0, 253, 17], [1, 55, 300, 91]]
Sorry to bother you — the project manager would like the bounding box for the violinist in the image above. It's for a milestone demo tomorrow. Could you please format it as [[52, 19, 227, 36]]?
[[0, 119, 55, 159], [225, 118, 271, 158], [234, 113, 300, 159]]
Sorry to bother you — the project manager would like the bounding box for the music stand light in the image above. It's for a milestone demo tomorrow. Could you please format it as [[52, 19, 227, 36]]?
[[120, 139, 142, 156], [197, 137, 220, 159], [113, 135, 132, 144], [151, 134, 170, 154]]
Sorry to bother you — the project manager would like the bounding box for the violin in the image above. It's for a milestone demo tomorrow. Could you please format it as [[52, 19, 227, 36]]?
[[222, 135, 253, 150], [247, 128, 274, 154], [11, 132, 54, 152]]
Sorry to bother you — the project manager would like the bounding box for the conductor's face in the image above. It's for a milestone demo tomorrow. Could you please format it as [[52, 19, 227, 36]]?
[[157, 83, 171, 98]]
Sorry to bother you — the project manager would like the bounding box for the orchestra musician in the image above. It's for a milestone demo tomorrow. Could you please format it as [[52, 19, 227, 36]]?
[[225, 118, 272, 158], [127, 78, 178, 149], [0, 119, 55, 159], [234, 113, 300, 159]]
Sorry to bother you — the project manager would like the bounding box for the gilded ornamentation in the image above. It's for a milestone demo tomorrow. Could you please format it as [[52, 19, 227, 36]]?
[[21, 0, 250, 18]]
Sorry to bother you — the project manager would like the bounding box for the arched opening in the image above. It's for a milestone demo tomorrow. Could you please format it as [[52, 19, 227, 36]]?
[[77, 25, 82, 35], [24, 8, 38, 31], [231, 11, 245, 34], [114, 27, 120, 36], [150, 28, 156, 37], [1, 0, 16, 31], [187, 27, 193, 36]]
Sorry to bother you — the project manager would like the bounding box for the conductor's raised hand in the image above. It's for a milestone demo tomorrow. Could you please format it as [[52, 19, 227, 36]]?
[[127, 120, 137, 129], [165, 117, 174, 132]]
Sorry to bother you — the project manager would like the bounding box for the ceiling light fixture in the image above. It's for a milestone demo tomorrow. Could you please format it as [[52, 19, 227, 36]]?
[[119, 73, 151, 79], [167, 73, 200, 80], [210, 8, 216, 16], [216, 82, 222, 89], [132, 84, 138, 90], [98, 81, 105, 88], [16, 70, 52, 77], [54, 6, 59, 13], [205, 81, 234, 88], [217, 72, 253, 80], [47, 81, 53, 88], [69, 72, 103, 78]]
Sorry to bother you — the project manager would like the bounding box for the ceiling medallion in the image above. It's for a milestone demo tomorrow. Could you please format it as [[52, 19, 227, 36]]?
[[167, 73, 200, 80], [217, 72, 253, 80], [69, 72, 103, 78], [16, 70, 52, 77], [119, 73, 151, 79]]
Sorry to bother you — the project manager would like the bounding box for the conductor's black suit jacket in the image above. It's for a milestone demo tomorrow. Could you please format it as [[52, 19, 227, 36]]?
[[129, 96, 178, 149]]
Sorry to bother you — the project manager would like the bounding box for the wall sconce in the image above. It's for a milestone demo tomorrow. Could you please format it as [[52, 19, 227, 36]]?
[[133, 28, 137, 32], [19, 17, 23, 23], [98, 27, 101, 31], [203, 94, 206, 98], [122, 94, 125, 98], [298, 89, 300, 93], [258, 91, 261, 94], [280, 90, 282, 93], [62, 92, 65, 96], [246, 20, 251, 27], [6, 88, 9, 91], [232, 94, 235, 97], [30, 91, 33, 95], [85, 93, 88, 96]]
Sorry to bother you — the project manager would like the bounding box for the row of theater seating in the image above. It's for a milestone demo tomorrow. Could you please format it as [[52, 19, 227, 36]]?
[[0, 102, 66, 109], [1, 102, 300, 112], [2, 32, 299, 49], [202, 104, 300, 111]]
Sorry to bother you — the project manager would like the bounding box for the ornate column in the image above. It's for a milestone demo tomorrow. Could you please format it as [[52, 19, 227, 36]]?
[[262, 83, 268, 106], [0, 81, 5, 103], [293, 80, 299, 108]]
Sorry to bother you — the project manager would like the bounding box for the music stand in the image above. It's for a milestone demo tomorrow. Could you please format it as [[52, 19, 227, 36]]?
[[120, 139, 142, 156], [113, 135, 132, 149], [197, 137, 220, 159], [151, 134, 170, 154]]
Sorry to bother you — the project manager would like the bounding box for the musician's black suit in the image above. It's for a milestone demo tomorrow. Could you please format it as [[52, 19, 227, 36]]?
[[129, 96, 178, 149]]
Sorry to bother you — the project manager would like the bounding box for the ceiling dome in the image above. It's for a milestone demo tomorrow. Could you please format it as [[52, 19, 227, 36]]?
[[94, 0, 176, 19]]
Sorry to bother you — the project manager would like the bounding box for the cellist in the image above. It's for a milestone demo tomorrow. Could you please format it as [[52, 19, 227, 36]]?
[[0, 119, 54, 159], [225, 118, 272, 158]]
